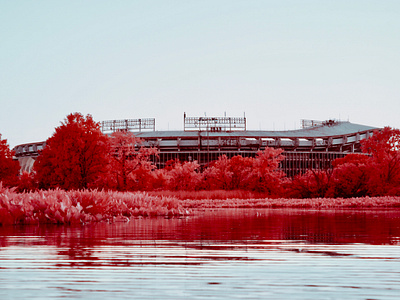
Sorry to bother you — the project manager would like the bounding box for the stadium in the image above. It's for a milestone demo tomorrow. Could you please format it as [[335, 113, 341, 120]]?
[[13, 113, 378, 177]]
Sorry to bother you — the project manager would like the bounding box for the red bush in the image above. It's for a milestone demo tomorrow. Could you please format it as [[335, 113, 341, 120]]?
[[288, 169, 333, 198], [331, 154, 370, 198]]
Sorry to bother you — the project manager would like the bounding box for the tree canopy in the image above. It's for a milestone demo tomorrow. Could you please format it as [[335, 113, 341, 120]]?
[[361, 127, 400, 195], [108, 130, 157, 190], [0, 134, 19, 187], [35, 113, 110, 190]]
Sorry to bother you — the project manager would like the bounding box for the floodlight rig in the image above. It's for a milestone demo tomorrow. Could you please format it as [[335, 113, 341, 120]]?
[[101, 118, 155, 134], [183, 113, 246, 132], [301, 119, 339, 128]]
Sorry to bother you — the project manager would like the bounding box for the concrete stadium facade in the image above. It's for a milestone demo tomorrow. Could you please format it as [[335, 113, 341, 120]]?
[[13, 116, 378, 177]]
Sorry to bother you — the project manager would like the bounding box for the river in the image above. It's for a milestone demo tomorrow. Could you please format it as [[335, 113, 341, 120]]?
[[1, 208, 399, 299]]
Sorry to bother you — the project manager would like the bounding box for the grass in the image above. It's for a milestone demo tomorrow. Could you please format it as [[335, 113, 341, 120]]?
[[0, 183, 188, 225], [179, 196, 400, 209], [1, 184, 400, 225], [148, 189, 270, 200]]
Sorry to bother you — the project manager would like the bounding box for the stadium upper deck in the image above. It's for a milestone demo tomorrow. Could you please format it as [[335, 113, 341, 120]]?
[[134, 120, 376, 153]]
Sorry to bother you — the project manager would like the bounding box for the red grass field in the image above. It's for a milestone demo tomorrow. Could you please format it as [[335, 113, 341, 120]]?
[[1, 184, 400, 225]]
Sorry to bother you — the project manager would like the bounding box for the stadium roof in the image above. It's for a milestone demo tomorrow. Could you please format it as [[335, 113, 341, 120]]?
[[135, 121, 378, 139]]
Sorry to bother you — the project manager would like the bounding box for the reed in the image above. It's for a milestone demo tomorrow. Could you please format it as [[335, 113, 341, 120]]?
[[2, 183, 400, 225], [0, 183, 188, 225], [148, 190, 269, 200], [180, 196, 400, 209]]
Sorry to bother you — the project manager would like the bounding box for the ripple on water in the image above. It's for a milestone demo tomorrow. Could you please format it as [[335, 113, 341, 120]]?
[[0, 208, 400, 299]]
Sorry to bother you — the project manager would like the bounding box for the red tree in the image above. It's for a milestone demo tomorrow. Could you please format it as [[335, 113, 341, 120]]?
[[251, 148, 285, 194], [362, 127, 400, 195], [108, 130, 158, 190], [0, 134, 20, 187], [227, 156, 254, 190], [35, 113, 110, 190]]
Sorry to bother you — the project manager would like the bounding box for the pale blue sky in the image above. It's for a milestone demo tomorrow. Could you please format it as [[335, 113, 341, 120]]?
[[1, 0, 399, 147]]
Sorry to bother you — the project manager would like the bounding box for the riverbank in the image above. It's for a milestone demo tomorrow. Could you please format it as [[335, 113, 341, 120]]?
[[149, 190, 400, 208], [180, 196, 400, 209], [1, 185, 400, 225], [0, 186, 188, 225]]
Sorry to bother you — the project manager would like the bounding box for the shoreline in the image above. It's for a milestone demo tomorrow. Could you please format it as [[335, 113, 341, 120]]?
[[180, 197, 400, 209], [1, 187, 400, 225]]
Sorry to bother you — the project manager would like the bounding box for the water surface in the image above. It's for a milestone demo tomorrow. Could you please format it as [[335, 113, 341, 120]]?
[[1, 208, 399, 299]]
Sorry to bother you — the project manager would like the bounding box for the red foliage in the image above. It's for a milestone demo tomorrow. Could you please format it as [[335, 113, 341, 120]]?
[[0, 183, 189, 225], [179, 195, 400, 209], [108, 130, 158, 191], [204, 148, 285, 195], [251, 148, 285, 194], [203, 155, 235, 190], [289, 154, 372, 199], [164, 159, 179, 171], [16, 171, 37, 193], [228, 155, 254, 189], [3, 182, 400, 225], [362, 127, 400, 158], [165, 161, 202, 191], [288, 169, 333, 198], [205, 155, 255, 190], [331, 154, 370, 198], [0, 134, 19, 187], [148, 189, 272, 200], [288, 127, 400, 198], [148, 169, 170, 190], [34, 113, 109, 190], [362, 127, 400, 195]]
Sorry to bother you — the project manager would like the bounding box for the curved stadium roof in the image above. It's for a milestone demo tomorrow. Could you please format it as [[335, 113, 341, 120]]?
[[134, 121, 378, 139]]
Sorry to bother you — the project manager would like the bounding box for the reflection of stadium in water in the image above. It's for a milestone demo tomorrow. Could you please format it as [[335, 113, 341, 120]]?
[[13, 114, 378, 176]]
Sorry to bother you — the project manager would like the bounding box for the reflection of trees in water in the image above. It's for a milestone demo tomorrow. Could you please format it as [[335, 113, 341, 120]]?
[[57, 243, 100, 268], [170, 210, 400, 245], [1, 210, 399, 261]]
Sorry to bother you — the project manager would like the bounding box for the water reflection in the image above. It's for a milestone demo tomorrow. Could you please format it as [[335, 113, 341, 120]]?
[[1, 209, 400, 299], [1, 208, 400, 245], [1, 209, 400, 262]]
